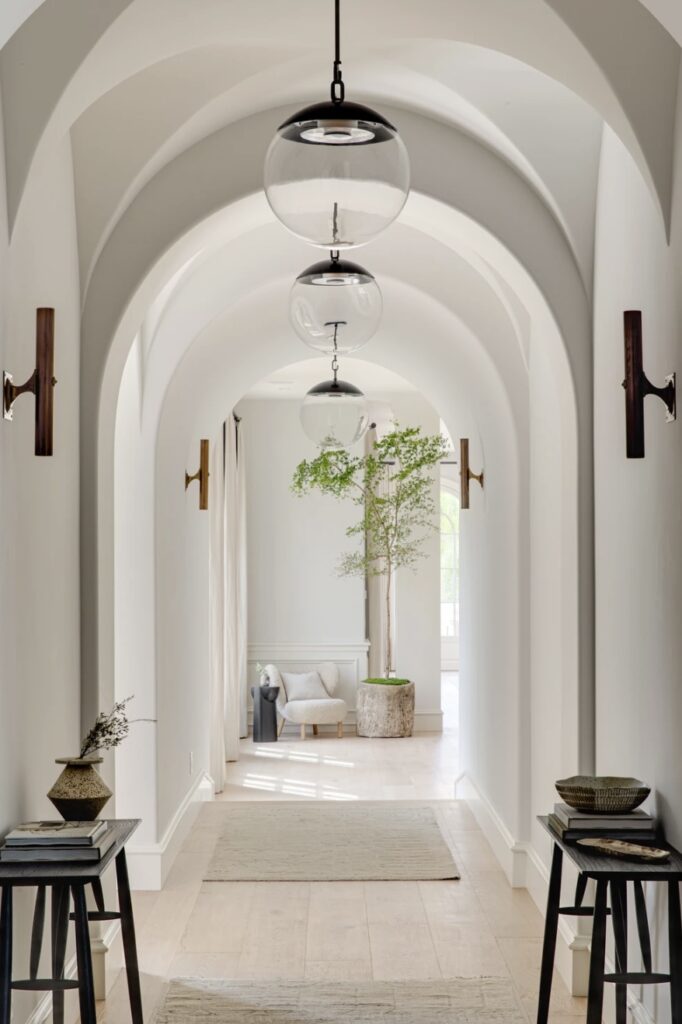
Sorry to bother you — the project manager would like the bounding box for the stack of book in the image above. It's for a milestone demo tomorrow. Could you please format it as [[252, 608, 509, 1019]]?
[[0, 820, 115, 863], [549, 803, 656, 841]]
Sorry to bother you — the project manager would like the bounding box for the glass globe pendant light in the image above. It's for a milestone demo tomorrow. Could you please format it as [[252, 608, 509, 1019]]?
[[264, 0, 410, 249], [300, 351, 369, 450], [290, 250, 382, 354]]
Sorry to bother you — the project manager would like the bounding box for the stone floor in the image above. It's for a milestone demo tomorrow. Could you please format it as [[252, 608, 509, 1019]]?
[[97, 676, 588, 1023]]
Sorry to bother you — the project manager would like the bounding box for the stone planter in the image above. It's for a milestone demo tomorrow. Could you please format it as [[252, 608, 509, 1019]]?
[[356, 680, 415, 738], [47, 757, 112, 820]]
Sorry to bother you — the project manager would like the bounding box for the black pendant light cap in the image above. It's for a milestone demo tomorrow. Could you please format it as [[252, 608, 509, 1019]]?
[[307, 378, 365, 398], [278, 100, 397, 144], [296, 256, 375, 283]]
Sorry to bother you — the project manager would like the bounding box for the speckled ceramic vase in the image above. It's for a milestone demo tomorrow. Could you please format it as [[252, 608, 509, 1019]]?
[[47, 757, 112, 820]]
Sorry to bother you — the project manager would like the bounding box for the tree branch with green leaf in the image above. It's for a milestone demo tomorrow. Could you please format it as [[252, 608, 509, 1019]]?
[[292, 425, 448, 677]]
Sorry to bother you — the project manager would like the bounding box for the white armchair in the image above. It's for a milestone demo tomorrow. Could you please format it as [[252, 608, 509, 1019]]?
[[263, 662, 348, 739]]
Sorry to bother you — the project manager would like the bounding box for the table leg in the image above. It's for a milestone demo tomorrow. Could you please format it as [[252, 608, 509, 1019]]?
[[610, 879, 628, 1024], [587, 879, 609, 1024], [668, 881, 682, 1024], [51, 884, 70, 1024], [72, 884, 97, 1024], [536, 843, 563, 1024], [0, 886, 12, 1024], [29, 885, 46, 980], [116, 848, 144, 1024], [633, 880, 652, 974]]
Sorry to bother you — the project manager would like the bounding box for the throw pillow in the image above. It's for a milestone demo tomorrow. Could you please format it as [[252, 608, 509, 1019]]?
[[281, 671, 328, 702]]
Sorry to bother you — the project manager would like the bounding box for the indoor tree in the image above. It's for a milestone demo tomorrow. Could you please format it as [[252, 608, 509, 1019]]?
[[292, 425, 448, 678]]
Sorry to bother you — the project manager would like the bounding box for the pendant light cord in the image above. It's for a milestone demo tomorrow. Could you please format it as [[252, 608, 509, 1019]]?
[[331, 0, 344, 103]]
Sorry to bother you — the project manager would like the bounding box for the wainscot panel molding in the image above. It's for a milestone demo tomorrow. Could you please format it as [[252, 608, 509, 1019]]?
[[247, 641, 443, 733], [247, 640, 370, 711]]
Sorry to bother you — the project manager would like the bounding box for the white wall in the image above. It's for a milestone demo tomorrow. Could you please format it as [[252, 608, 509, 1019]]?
[[592, 120, 682, 1023], [240, 392, 442, 729], [241, 398, 365, 648], [0, 128, 82, 1020], [114, 336, 158, 843]]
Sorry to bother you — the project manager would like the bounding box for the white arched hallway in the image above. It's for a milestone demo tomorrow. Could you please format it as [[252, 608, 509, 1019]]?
[[1, 3, 682, 1024]]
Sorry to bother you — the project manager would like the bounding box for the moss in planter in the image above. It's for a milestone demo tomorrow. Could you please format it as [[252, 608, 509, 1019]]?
[[363, 677, 411, 686]]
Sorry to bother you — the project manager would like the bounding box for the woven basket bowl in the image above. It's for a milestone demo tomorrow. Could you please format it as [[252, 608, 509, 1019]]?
[[555, 776, 650, 814]]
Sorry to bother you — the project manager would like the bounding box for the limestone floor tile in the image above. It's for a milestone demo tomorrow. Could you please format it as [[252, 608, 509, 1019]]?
[[129, 890, 159, 931], [474, 876, 545, 939], [168, 952, 243, 978], [305, 897, 371, 962], [500, 939, 587, 1018], [164, 849, 213, 891], [371, 952, 443, 981], [418, 880, 482, 919], [364, 880, 425, 918], [181, 886, 256, 953], [305, 959, 373, 981], [306, 883, 369, 955], [368, 898, 441, 979], [436, 941, 511, 979], [137, 887, 198, 977], [97, 971, 167, 1024], [450, 831, 502, 872], [236, 885, 310, 978], [518, 989, 589, 1020]]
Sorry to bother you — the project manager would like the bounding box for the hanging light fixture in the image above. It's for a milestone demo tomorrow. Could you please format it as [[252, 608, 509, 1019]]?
[[300, 351, 369, 449], [290, 250, 382, 354], [264, 0, 410, 249]]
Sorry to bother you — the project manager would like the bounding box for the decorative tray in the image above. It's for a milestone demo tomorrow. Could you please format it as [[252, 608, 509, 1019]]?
[[577, 838, 669, 862]]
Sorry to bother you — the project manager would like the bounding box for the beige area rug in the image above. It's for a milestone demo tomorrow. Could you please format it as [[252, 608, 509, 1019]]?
[[204, 802, 459, 882], [157, 979, 525, 1023]]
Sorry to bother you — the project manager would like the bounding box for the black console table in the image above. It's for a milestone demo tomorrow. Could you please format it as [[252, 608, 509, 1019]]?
[[0, 818, 142, 1024], [537, 815, 682, 1024]]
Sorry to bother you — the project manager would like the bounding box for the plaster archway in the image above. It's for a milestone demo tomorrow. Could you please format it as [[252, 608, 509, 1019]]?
[[107, 200, 577, 879], [84, 109, 592, 778]]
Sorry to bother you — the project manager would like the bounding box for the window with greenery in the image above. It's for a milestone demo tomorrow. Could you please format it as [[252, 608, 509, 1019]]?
[[440, 489, 460, 638]]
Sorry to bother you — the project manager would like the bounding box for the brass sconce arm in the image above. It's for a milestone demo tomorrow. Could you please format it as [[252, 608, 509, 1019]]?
[[460, 437, 484, 510], [185, 439, 209, 510], [623, 310, 676, 458], [3, 308, 57, 456]]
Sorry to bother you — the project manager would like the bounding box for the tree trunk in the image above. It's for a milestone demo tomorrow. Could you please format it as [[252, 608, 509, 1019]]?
[[384, 565, 393, 677]]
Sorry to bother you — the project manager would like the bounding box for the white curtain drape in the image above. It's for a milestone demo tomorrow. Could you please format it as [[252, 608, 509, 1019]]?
[[366, 424, 395, 678], [209, 415, 248, 794]]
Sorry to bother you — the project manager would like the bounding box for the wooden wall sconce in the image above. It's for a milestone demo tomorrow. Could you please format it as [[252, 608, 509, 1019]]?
[[623, 311, 676, 458], [185, 439, 209, 510], [3, 308, 57, 456], [460, 437, 484, 510]]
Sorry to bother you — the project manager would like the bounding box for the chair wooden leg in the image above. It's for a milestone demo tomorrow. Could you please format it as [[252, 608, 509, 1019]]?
[[277, 717, 285, 738], [337, 722, 343, 739], [300, 724, 306, 740], [312, 724, 318, 736]]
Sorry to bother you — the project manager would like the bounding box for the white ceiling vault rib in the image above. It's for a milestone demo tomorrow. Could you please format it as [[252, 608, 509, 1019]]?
[[0, 0, 133, 232], [1, 0, 678, 257], [69, 44, 601, 297]]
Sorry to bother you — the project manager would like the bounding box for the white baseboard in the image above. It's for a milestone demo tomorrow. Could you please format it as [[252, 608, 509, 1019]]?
[[456, 773, 589, 996], [125, 771, 214, 890], [455, 773, 528, 887], [257, 710, 444, 737]]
